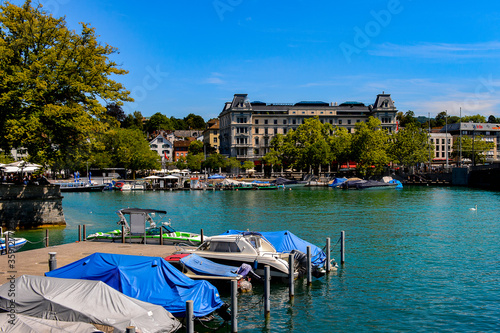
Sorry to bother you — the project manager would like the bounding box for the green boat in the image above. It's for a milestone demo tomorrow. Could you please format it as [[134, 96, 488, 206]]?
[[87, 208, 202, 245]]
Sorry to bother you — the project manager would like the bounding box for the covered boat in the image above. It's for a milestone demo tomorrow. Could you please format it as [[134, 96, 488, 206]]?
[[87, 208, 202, 245], [45, 252, 224, 318], [0, 313, 100, 333], [328, 177, 348, 188], [0, 275, 181, 333], [270, 177, 307, 187], [221, 230, 332, 276]]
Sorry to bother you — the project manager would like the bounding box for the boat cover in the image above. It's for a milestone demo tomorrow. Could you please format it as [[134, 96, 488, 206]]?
[[356, 180, 395, 189], [221, 230, 327, 266], [0, 275, 181, 333], [0, 313, 100, 333], [180, 254, 240, 277], [328, 177, 347, 187], [45, 252, 224, 317]]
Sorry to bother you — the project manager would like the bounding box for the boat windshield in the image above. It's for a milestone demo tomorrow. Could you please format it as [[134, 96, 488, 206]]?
[[205, 241, 241, 253], [161, 225, 176, 233]]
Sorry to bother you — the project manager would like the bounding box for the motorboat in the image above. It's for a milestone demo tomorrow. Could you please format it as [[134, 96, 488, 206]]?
[[175, 232, 298, 279], [120, 180, 146, 191], [87, 208, 202, 245], [0, 229, 27, 254], [271, 177, 308, 187], [55, 181, 106, 192]]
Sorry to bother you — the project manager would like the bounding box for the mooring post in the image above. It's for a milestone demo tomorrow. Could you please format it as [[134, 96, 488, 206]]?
[[4, 232, 9, 255], [231, 279, 238, 333], [160, 228, 163, 246], [200, 229, 204, 243], [121, 225, 125, 243], [186, 300, 194, 333], [48, 252, 57, 271], [45, 229, 49, 247], [264, 265, 270, 317], [340, 230, 345, 265], [83, 225, 86, 241], [288, 253, 294, 300], [78, 225, 82, 242], [326, 237, 331, 273], [307, 246, 312, 285], [126, 326, 135, 333]]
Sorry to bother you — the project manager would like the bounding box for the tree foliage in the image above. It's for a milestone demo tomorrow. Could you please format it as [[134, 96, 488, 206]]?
[[188, 140, 204, 155], [452, 135, 494, 166], [184, 113, 206, 130], [187, 153, 204, 171], [388, 123, 431, 168], [350, 117, 390, 175], [204, 153, 226, 172], [0, 1, 131, 167], [145, 112, 173, 133], [122, 111, 144, 131], [461, 115, 486, 123]]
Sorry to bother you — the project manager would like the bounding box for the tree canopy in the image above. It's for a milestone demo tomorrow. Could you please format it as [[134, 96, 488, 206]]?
[[388, 123, 431, 168], [0, 1, 131, 167]]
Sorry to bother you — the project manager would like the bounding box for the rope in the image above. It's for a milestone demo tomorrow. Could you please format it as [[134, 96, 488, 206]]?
[[25, 237, 48, 245], [194, 318, 228, 331]]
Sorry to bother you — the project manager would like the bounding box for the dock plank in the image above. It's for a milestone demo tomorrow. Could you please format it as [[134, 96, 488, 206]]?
[[0, 242, 181, 284]]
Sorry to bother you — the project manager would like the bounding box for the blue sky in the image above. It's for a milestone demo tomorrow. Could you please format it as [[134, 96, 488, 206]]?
[[12, 0, 500, 120]]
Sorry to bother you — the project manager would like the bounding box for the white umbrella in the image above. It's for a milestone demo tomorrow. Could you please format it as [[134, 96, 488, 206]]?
[[171, 169, 181, 173], [144, 175, 161, 179], [164, 175, 179, 179]]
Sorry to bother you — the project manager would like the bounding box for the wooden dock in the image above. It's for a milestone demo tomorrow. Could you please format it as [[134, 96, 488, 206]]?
[[0, 242, 180, 284]]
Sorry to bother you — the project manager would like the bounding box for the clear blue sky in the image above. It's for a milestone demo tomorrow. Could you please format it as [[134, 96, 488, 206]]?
[[12, 0, 500, 120]]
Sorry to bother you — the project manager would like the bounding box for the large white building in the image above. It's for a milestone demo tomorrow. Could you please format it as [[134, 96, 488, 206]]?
[[218, 93, 398, 162]]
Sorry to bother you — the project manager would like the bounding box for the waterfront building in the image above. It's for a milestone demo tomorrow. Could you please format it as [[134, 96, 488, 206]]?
[[429, 132, 453, 166], [442, 122, 500, 163], [149, 133, 173, 163], [202, 119, 220, 153], [218, 93, 398, 162], [173, 139, 194, 161]]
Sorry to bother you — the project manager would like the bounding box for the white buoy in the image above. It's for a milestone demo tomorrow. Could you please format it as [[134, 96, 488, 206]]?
[[469, 205, 477, 211]]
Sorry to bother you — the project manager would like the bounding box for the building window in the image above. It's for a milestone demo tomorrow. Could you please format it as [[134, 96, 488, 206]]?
[[214, 137, 218, 143], [284, 128, 287, 134], [255, 119, 259, 124], [292, 119, 296, 125], [264, 120, 268, 125], [274, 119, 278, 125], [255, 137, 259, 145], [283, 120, 287, 125], [237, 117, 247, 123], [274, 128, 278, 134], [264, 128, 268, 135], [255, 127, 259, 134], [348, 119, 351, 125], [158, 138, 163, 143], [339, 120, 343, 125]]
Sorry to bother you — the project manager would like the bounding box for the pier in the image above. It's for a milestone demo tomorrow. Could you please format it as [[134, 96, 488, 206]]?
[[0, 242, 179, 283]]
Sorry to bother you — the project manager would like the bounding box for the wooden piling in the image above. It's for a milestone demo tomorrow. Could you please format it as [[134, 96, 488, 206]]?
[[186, 300, 194, 333], [45, 229, 49, 247], [264, 265, 270, 316], [326, 237, 331, 273], [289, 253, 294, 299], [121, 225, 125, 243], [78, 225, 81, 242], [82, 225, 86, 241], [231, 279, 238, 333], [160, 229, 163, 246], [126, 327, 135, 333], [200, 229, 204, 243], [307, 246, 312, 285], [340, 231, 345, 265]]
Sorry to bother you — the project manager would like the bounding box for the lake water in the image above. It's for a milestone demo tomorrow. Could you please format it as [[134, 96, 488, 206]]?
[[15, 186, 500, 332]]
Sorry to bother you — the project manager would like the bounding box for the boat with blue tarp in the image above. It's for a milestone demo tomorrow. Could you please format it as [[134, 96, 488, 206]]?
[[45, 252, 225, 318]]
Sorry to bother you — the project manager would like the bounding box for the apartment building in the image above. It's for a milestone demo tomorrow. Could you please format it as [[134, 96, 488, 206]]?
[[218, 93, 398, 161]]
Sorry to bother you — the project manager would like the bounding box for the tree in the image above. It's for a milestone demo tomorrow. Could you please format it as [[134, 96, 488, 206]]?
[[0, 1, 131, 167], [184, 114, 206, 130], [241, 161, 254, 171], [452, 135, 494, 166], [170, 117, 187, 130], [328, 127, 351, 168], [174, 156, 188, 170], [145, 112, 172, 133], [388, 123, 431, 171], [461, 115, 486, 123], [122, 111, 144, 131], [106, 103, 126, 126], [188, 140, 204, 155], [488, 115, 497, 123], [93, 128, 160, 178], [186, 153, 204, 171], [226, 157, 241, 172], [287, 117, 333, 173], [204, 153, 226, 172], [350, 117, 390, 175], [396, 110, 418, 127]]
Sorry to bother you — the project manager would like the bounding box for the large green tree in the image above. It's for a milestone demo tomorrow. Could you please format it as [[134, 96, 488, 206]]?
[[145, 112, 173, 133], [350, 117, 390, 175], [452, 135, 494, 166], [204, 153, 226, 172], [0, 1, 131, 167], [388, 123, 431, 171], [184, 113, 206, 130]]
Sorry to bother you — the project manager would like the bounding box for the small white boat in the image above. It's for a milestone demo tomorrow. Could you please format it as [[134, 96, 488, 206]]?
[[175, 232, 297, 279], [0, 230, 27, 254]]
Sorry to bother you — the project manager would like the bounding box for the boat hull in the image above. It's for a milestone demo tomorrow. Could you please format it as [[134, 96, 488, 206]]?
[[1, 237, 27, 254]]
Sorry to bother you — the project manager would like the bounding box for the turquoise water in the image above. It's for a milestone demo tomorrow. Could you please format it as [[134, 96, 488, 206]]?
[[15, 187, 500, 332]]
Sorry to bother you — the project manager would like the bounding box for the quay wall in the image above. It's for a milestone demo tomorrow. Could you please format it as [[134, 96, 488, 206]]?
[[468, 166, 500, 190], [0, 185, 65, 229]]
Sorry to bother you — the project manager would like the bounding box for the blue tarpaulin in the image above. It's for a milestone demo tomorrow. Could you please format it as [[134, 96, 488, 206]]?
[[207, 174, 225, 179], [221, 230, 327, 266], [329, 177, 347, 187], [45, 253, 223, 317]]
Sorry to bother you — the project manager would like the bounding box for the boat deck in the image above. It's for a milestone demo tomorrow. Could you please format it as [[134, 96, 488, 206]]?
[[0, 242, 186, 284]]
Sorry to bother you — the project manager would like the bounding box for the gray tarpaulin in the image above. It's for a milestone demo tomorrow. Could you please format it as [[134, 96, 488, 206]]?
[[0, 313, 99, 332], [0, 275, 181, 333]]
